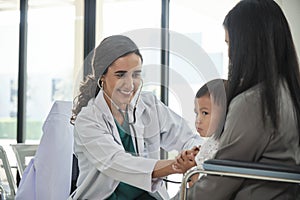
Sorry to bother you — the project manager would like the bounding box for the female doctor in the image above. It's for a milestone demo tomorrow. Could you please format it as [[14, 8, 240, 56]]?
[[69, 35, 201, 199]]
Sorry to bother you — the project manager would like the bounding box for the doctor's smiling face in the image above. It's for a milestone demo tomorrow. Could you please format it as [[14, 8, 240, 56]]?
[[101, 52, 142, 110]]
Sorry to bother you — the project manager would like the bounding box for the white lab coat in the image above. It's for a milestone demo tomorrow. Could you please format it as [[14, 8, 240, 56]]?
[[15, 101, 74, 200], [69, 91, 202, 200]]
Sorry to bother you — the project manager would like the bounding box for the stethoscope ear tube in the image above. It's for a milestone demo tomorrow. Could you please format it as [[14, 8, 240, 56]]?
[[102, 79, 143, 155]]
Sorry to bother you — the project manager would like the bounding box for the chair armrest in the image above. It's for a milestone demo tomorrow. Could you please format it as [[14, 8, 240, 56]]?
[[203, 159, 300, 182], [180, 159, 300, 200]]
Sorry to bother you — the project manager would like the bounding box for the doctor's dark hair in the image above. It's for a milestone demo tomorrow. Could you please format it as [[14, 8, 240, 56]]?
[[71, 35, 143, 124], [223, 0, 300, 138]]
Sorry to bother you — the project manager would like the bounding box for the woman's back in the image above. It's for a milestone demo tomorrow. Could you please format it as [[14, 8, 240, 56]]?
[[215, 80, 299, 199]]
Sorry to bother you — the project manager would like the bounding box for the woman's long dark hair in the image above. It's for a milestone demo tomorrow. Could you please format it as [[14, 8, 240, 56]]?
[[223, 0, 300, 138]]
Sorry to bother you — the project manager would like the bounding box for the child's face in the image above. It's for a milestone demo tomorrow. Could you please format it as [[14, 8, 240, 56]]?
[[194, 95, 221, 137]]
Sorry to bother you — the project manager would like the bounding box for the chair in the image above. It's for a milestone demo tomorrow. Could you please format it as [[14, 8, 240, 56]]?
[[70, 154, 79, 194], [10, 144, 38, 178], [180, 159, 300, 200], [0, 145, 17, 200], [15, 100, 74, 200]]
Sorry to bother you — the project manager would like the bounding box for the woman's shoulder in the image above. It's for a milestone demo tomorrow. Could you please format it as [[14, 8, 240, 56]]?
[[138, 91, 169, 111], [76, 98, 103, 121], [231, 86, 259, 105]]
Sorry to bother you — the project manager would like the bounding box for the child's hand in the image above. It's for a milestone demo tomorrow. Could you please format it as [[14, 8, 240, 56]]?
[[191, 145, 200, 156], [173, 150, 197, 173]]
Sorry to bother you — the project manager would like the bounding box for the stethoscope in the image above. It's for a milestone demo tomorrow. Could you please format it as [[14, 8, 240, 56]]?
[[99, 79, 143, 155], [99, 80, 183, 184]]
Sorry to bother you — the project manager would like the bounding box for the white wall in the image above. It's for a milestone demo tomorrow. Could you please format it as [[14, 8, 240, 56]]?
[[276, 0, 300, 61]]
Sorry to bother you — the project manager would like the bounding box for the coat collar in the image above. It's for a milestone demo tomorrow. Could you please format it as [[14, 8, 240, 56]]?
[[93, 90, 146, 155]]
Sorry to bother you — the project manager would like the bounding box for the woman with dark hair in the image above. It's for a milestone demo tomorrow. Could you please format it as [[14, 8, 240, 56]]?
[[68, 35, 202, 199], [175, 0, 300, 199]]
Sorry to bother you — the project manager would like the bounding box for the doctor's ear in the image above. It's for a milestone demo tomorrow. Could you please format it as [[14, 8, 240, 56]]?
[[100, 75, 105, 82], [97, 77, 105, 89], [101, 79, 106, 86]]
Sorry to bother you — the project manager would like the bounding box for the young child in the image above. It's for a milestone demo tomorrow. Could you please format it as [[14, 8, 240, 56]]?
[[175, 78, 227, 186], [194, 78, 227, 166]]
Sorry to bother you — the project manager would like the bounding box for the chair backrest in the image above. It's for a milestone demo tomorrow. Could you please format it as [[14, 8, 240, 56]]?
[[70, 154, 79, 194], [15, 100, 74, 200], [0, 145, 16, 200], [10, 144, 38, 178], [36, 100, 74, 199]]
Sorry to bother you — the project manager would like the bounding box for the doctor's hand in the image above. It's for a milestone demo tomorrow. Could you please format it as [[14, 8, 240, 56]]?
[[152, 159, 186, 178], [173, 150, 197, 174]]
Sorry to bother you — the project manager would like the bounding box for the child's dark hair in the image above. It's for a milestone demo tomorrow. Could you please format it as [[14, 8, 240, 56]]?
[[196, 79, 227, 106]]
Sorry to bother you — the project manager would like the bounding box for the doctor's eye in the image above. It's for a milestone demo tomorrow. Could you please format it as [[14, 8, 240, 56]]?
[[132, 71, 142, 79], [115, 72, 126, 78]]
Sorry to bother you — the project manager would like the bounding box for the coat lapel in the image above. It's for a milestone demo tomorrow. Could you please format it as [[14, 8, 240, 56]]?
[[94, 91, 122, 146]]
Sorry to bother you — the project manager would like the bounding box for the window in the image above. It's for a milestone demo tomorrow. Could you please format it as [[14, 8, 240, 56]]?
[[0, 0, 20, 185], [168, 0, 238, 197], [95, 0, 162, 98], [25, 0, 84, 141]]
